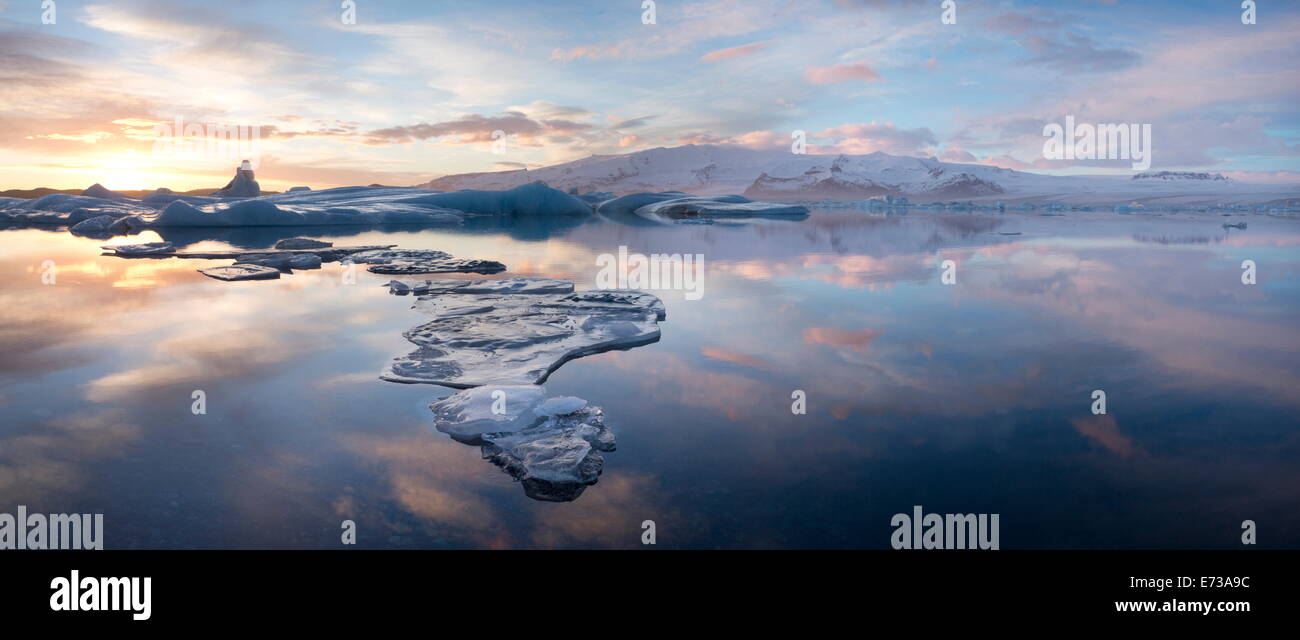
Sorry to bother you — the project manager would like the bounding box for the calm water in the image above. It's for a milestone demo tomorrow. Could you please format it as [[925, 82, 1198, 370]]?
[[1, 209, 1297, 549]]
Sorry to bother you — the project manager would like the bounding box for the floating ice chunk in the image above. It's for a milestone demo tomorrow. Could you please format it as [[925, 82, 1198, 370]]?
[[429, 385, 549, 442], [273, 237, 332, 250], [235, 252, 296, 268], [235, 252, 323, 270], [287, 254, 322, 270], [69, 215, 116, 236], [104, 242, 175, 256], [384, 277, 573, 296], [351, 250, 505, 275], [429, 385, 614, 501], [198, 264, 281, 281], [286, 186, 312, 192], [383, 288, 665, 387], [349, 249, 453, 263], [534, 396, 587, 416], [367, 259, 506, 275]]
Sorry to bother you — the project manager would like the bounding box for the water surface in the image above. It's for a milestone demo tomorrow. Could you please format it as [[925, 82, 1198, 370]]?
[[1, 209, 1297, 548]]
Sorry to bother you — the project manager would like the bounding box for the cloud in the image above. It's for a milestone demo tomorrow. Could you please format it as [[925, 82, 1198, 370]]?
[[1072, 416, 1140, 457], [700, 347, 773, 371], [1022, 33, 1140, 73], [683, 121, 935, 156], [363, 112, 593, 145], [939, 145, 978, 163], [803, 327, 881, 353], [804, 62, 883, 84], [700, 40, 771, 62], [549, 0, 789, 61], [946, 16, 1300, 171], [82, 1, 316, 78]]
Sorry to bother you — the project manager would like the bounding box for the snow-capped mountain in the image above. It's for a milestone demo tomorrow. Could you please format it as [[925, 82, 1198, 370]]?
[[417, 145, 1300, 206], [419, 145, 791, 196], [1132, 171, 1230, 181]]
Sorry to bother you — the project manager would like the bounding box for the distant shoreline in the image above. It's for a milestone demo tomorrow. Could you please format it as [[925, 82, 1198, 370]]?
[[0, 188, 283, 199]]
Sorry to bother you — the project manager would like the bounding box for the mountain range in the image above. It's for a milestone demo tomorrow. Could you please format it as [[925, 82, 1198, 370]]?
[[417, 145, 1299, 207]]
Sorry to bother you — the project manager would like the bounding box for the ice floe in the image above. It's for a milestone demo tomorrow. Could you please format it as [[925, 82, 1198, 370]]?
[[348, 249, 506, 275], [384, 287, 665, 387], [384, 277, 573, 296], [103, 242, 175, 256], [429, 385, 615, 501], [235, 252, 322, 270], [197, 264, 282, 281]]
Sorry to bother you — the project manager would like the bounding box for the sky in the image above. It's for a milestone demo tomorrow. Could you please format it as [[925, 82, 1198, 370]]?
[[1, 0, 1297, 191]]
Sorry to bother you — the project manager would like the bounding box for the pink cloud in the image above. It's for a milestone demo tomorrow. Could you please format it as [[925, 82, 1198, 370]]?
[[804, 63, 883, 85], [700, 40, 771, 62]]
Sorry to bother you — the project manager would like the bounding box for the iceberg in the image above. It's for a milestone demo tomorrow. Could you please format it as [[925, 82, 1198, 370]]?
[[384, 288, 665, 388], [398, 182, 592, 217], [596, 191, 808, 223], [212, 161, 261, 198], [429, 385, 615, 501], [69, 215, 117, 237]]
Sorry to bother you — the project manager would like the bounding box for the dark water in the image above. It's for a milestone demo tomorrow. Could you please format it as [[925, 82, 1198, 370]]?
[[1, 208, 1297, 549]]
